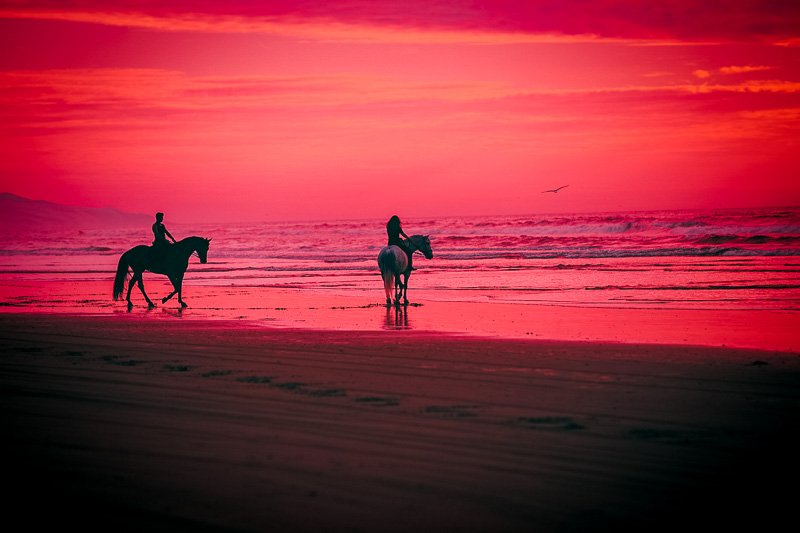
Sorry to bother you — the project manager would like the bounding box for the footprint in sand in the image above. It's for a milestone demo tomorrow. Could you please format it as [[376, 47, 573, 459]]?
[[235, 377, 346, 398], [423, 405, 478, 418], [272, 381, 305, 391], [355, 396, 400, 407], [202, 370, 233, 378], [164, 364, 192, 372], [102, 355, 140, 366], [271, 382, 348, 398], [236, 375, 273, 384], [512, 416, 585, 431], [307, 388, 347, 397]]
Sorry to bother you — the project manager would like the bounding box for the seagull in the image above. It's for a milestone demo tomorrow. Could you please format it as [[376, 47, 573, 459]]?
[[542, 185, 569, 193]]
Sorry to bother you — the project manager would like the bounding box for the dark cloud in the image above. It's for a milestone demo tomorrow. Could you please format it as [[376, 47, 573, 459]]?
[[3, 1, 799, 42]]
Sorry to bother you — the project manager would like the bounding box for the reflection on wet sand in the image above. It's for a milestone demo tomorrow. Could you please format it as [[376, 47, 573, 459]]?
[[161, 306, 184, 318], [384, 305, 410, 330], [2, 281, 798, 351]]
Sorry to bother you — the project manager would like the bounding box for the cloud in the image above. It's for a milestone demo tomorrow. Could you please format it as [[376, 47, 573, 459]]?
[[4, 68, 799, 108], [597, 80, 800, 95], [1, 2, 799, 44], [719, 65, 772, 75], [0, 8, 666, 46], [678, 80, 800, 94], [0, 69, 529, 115], [4, 67, 799, 140], [692, 65, 775, 80], [739, 108, 800, 121]]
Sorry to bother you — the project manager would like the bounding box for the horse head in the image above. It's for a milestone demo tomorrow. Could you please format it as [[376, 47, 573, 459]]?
[[196, 237, 211, 264], [410, 235, 433, 259]]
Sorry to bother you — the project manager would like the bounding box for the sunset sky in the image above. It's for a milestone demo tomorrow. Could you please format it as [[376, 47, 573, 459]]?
[[1, 1, 798, 222]]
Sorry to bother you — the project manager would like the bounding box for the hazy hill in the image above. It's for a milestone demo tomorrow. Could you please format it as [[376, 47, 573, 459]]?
[[0, 193, 151, 230]]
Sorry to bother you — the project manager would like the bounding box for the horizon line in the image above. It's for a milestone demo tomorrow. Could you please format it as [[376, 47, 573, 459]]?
[[4, 191, 797, 227]]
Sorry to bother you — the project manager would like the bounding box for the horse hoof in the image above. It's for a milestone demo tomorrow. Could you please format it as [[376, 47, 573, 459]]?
[[126, 302, 133, 311], [147, 302, 156, 310], [403, 301, 409, 306], [180, 302, 188, 308]]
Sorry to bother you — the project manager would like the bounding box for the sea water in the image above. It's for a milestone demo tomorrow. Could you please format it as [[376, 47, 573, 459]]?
[[2, 206, 798, 311]]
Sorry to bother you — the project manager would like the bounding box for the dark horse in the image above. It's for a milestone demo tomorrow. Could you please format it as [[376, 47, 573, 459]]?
[[113, 236, 211, 309]]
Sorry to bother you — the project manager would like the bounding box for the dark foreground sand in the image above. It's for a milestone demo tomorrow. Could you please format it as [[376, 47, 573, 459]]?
[[2, 314, 799, 532]]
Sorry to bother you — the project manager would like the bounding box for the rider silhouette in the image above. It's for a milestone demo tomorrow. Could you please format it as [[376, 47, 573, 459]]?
[[152, 212, 176, 259], [387, 215, 414, 271]]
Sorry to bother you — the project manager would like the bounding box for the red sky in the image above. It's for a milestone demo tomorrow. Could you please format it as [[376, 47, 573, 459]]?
[[1, 1, 799, 222]]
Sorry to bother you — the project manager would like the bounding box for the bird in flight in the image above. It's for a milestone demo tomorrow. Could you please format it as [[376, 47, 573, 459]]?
[[542, 185, 569, 193]]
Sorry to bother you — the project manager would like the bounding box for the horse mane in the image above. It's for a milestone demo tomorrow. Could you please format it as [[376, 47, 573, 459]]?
[[406, 234, 429, 249], [174, 236, 209, 250], [177, 235, 206, 244]]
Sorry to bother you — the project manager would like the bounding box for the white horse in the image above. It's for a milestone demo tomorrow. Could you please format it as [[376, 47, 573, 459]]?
[[377, 235, 433, 306]]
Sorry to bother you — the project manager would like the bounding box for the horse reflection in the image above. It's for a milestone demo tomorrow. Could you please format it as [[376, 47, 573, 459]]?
[[160, 306, 185, 318], [384, 304, 411, 330]]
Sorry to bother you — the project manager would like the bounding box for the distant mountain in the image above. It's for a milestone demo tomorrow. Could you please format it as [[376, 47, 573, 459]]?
[[0, 193, 151, 230]]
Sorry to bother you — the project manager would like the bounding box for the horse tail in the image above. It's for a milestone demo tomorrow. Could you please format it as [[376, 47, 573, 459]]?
[[383, 270, 395, 300], [378, 248, 395, 301], [113, 252, 130, 300]]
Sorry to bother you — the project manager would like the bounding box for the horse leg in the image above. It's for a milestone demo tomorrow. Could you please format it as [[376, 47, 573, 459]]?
[[136, 274, 156, 309], [126, 271, 138, 309], [394, 274, 402, 306], [162, 276, 179, 304], [176, 273, 187, 308], [162, 288, 177, 304], [384, 276, 392, 306], [402, 272, 410, 306]]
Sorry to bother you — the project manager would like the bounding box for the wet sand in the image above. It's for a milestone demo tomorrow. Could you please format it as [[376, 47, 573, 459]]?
[[2, 313, 799, 531], [2, 280, 798, 351]]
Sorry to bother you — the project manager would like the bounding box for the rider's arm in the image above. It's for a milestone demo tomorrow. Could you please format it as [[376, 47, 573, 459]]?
[[165, 228, 176, 242], [400, 228, 409, 239]]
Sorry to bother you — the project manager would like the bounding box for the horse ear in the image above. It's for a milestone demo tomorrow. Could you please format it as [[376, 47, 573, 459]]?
[[207, 237, 212, 243]]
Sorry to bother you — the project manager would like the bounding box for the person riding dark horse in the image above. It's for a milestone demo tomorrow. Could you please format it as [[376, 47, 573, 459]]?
[[387, 215, 414, 271], [151, 212, 176, 267]]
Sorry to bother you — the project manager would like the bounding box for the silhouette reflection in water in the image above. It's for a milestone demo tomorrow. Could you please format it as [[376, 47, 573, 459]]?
[[161, 306, 185, 318], [384, 304, 411, 330]]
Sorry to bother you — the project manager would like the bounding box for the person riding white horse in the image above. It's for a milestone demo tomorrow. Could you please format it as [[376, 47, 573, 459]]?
[[378, 216, 432, 306]]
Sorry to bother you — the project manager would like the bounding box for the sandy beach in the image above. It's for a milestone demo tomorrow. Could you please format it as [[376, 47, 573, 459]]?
[[3, 313, 799, 531]]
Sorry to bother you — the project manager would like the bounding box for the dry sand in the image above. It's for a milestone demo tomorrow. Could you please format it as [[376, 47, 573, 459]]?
[[2, 313, 799, 531]]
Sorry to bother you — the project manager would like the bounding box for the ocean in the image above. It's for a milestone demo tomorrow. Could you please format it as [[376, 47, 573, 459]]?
[[2, 206, 799, 312]]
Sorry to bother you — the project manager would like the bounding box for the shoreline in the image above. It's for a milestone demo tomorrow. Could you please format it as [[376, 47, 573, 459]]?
[[2, 281, 798, 352], [3, 312, 799, 531]]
